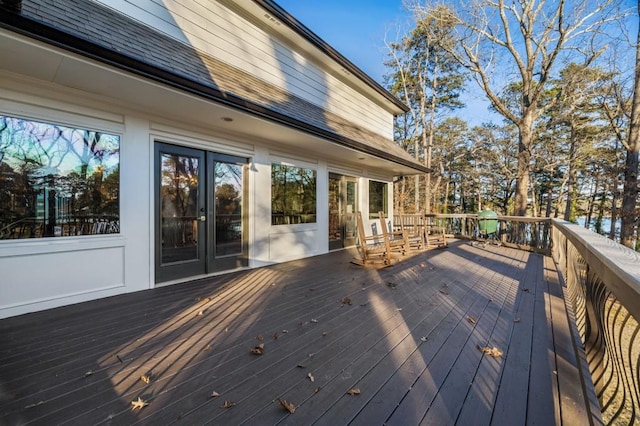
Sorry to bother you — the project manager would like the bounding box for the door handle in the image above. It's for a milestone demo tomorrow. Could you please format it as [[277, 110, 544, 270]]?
[[199, 215, 206, 222]]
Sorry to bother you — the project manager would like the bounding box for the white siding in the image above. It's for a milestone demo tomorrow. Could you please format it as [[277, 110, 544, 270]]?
[[92, 0, 395, 138]]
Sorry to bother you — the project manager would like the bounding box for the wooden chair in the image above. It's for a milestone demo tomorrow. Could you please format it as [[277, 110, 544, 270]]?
[[425, 215, 448, 248], [378, 211, 410, 255], [395, 214, 424, 251], [353, 211, 396, 267]]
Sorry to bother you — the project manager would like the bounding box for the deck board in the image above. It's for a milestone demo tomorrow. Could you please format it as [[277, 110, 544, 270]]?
[[0, 241, 599, 425]]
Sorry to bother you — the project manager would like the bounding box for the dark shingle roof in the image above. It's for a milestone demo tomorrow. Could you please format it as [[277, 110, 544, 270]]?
[[0, 0, 427, 173]]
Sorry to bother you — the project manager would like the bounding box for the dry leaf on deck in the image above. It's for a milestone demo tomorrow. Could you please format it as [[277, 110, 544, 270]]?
[[467, 316, 478, 325], [420, 336, 428, 342], [197, 310, 205, 316], [282, 329, 289, 334], [272, 332, 279, 340], [211, 391, 220, 398], [257, 335, 264, 342], [84, 370, 93, 377], [478, 345, 503, 358], [140, 373, 151, 384], [307, 372, 314, 382], [131, 397, 149, 411], [439, 289, 449, 295], [250, 343, 265, 355], [342, 297, 352, 305], [220, 400, 236, 409], [322, 332, 328, 336], [279, 399, 296, 414], [347, 388, 361, 395], [308, 352, 316, 358]]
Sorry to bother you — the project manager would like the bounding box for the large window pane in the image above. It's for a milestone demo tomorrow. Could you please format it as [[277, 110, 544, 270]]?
[[369, 180, 388, 219], [0, 115, 119, 239], [271, 164, 316, 225]]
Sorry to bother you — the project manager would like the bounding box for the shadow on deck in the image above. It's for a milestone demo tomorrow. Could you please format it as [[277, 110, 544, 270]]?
[[0, 240, 599, 425]]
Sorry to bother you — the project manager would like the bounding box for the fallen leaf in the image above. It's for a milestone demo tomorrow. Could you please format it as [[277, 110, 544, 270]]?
[[439, 289, 449, 295], [211, 391, 220, 398], [322, 331, 328, 336], [308, 352, 316, 358], [282, 329, 289, 334], [478, 345, 503, 358], [257, 335, 264, 342], [205, 344, 212, 351], [342, 297, 352, 305], [140, 373, 151, 384], [220, 400, 236, 409], [250, 343, 265, 355], [203, 297, 211, 302], [307, 372, 315, 382], [420, 336, 428, 342], [197, 310, 205, 316], [347, 388, 361, 395], [279, 399, 296, 414], [84, 370, 93, 377], [467, 316, 478, 324], [131, 397, 149, 411], [314, 387, 321, 393]]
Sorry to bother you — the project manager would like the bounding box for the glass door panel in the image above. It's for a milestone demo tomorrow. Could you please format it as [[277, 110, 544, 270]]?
[[214, 162, 243, 257], [344, 179, 357, 247], [155, 144, 206, 282], [208, 153, 248, 272], [328, 173, 358, 250], [328, 174, 341, 249]]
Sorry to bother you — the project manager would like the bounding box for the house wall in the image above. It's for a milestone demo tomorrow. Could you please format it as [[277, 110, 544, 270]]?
[[0, 76, 394, 318], [91, 0, 395, 139]]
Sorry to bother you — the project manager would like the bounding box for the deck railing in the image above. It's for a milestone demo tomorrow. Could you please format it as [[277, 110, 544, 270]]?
[[552, 220, 640, 425], [394, 213, 640, 424]]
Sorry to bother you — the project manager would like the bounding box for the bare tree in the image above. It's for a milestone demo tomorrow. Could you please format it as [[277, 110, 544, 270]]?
[[621, 6, 640, 248], [413, 0, 620, 215]]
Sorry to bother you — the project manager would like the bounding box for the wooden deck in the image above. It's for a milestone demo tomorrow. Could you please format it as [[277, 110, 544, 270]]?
[[0, 241, 599, 425]]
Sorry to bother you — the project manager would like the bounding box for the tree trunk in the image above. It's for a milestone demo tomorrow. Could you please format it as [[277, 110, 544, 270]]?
[[514, 120, 533, 216], [621, 11, 640, 248]]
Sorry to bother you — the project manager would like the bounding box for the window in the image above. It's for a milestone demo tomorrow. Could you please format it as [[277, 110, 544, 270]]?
[[0, 115, 120, 239], [271, 163, 316, 225], [369, 180, 388, 219]]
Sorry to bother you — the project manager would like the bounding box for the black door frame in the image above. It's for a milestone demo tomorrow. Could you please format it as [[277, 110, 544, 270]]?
[[328, 173, 358, 250], [155, 142, 248, 283]]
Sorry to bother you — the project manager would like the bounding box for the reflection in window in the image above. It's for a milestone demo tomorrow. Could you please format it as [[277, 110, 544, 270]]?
[[215, 162, 243, 256], [0, 115, 119, 239], [369, 180, 388, 219], [271, 164, 316, 225]]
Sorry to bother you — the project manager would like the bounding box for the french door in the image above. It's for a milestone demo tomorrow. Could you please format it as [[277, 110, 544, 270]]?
[[155, 143, 248, 283], [328, 173, 357, 250]]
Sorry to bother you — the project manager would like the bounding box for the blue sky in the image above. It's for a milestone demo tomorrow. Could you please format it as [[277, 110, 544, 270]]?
[[275, 0, 638, 127], [275, 0, 409, 84]]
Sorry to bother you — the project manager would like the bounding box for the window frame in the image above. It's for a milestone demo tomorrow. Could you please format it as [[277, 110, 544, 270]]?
[[368, 180, 389, 219], [0, 113, 121, 241], [270, 162, 317, 226]]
